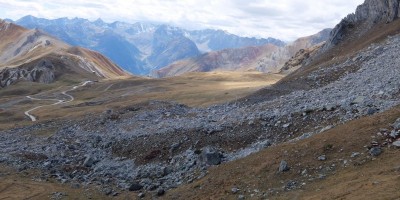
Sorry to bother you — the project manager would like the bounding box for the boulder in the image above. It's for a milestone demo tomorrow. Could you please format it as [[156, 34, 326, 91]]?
[[369, 147, 382, 157], [278, 160, 290, 172]]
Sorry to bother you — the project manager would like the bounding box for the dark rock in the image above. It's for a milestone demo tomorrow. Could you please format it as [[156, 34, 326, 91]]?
[[157, 188, 165, 196], [285, 180, 297, 190], [129, 183, 143, 191], [83, 155, 95, 167], [202, 147, 222, 165], [367, 108, 378, 115], [278, 160, 290, 172], [369, 147, 382, 157], [138, 193, 145, 198], [103, 188, 113, 196]]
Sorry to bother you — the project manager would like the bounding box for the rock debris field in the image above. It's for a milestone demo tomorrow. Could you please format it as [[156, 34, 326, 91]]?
[[1, 34, 400, 197]]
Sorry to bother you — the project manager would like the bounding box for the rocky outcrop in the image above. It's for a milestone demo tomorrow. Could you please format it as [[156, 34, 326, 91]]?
[[0, 60, 55, 87], [280, 43, 325, 73], [324, 0, 400, 49]]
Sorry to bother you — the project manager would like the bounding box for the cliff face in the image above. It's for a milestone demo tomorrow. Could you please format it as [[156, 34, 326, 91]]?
[[325, 0, 400, 49], [0, 60, 55, 87]]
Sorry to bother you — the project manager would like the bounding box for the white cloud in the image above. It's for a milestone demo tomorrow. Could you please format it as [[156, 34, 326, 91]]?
[[0, 0, 365, 41]]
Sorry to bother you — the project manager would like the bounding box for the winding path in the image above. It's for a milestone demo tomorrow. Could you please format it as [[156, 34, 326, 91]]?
[[24, 81, 92, 122]]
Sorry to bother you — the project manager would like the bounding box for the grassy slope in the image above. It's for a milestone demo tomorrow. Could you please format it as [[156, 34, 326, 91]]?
[[0, 71, 283, 130], [166, 106, 400, 200]]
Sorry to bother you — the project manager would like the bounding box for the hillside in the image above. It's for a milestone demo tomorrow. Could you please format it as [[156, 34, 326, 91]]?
[[0, 19, 129, 88], [154, 29, 331, 78], [1, 0, 400, 199]]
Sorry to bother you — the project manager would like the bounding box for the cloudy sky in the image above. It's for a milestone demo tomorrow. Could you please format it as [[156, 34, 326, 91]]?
[[0, 0, 364, 41]]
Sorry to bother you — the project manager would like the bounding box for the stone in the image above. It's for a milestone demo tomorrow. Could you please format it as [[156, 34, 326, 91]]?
[[282, 123, 291, 128], [393, 118, 400, 129], [392, 141, 400, 147], [231, 187, 240, 194], [138, 193, 145, 198], [324, 104, 336, 111], [103, 188, 112, 196], [278, 160, 290, 172], [129, 183, 143, 191], [390, 130, 399, 138], [317, 155, 327, 161], [83, 155, 95, 167], [369, 147, 382, 157], [367, 108, 378, 115], [351, 96, 365, 105], [238, 195, 245, 200], [157, 188, 165, 196], [350, 152, 360, 158], [202, 148, 222, 165]]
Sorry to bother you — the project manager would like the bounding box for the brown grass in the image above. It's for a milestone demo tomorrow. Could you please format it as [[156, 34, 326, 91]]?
[[165, 106, 400, 200], [0, 71, 283, 129]]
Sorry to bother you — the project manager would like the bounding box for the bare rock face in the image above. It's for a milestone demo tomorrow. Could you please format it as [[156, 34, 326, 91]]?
[[0, 59, 55, 87], [324, 0, 400, 50], [280, 43, 324, 72]]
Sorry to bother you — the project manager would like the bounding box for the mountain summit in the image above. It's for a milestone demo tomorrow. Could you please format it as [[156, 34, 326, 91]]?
[[325, 0, 400, 50]]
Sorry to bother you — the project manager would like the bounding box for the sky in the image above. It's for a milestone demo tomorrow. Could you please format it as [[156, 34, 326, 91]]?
[[0, 0, 365, 41]]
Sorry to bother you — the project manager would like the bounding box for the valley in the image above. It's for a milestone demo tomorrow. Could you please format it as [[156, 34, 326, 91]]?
[[1, 0, 400, 199], [0, 71, 282, 129]]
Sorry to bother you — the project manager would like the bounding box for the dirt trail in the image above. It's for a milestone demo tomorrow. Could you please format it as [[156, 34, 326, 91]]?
[[24, 81, 92, 122]]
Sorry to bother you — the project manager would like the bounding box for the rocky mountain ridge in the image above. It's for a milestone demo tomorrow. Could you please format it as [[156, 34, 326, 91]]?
[[0, 20, 129, 87], [324, 0, 400, 50]]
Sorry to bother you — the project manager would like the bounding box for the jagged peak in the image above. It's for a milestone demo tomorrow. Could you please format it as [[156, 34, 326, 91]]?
[[324, 0, 400, 50]]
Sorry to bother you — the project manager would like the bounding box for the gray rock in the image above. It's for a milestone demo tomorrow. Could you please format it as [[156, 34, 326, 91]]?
[[352, 96, 365, 105], [350, 152, 360, 158], [393, 118, 400, 129], [392, 141, 400, 147], [103, 188, 112, 196], [369, 147, 382, 157], [238, 194, 245, 200], [278, 160, 289, 172], [324, 104, 336, 111], [390, 130, 399, 138], [83, 155, 95, 167], [231, 187, 240, 194], [202, 148, 222, 165], [138, 193, 145, 198], [367, 108, 378, 115], [317, 155, 327, 161]]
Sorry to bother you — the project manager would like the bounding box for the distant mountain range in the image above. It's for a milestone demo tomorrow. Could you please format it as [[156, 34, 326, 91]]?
[[153, 29, 331, 77], [12, 16, 285, 75]]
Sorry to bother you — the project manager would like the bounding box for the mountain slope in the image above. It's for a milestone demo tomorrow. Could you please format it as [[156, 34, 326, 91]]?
[[0, 19, 129, 87], [186, 29, 285, 52], [154, 29, 331, 78]]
